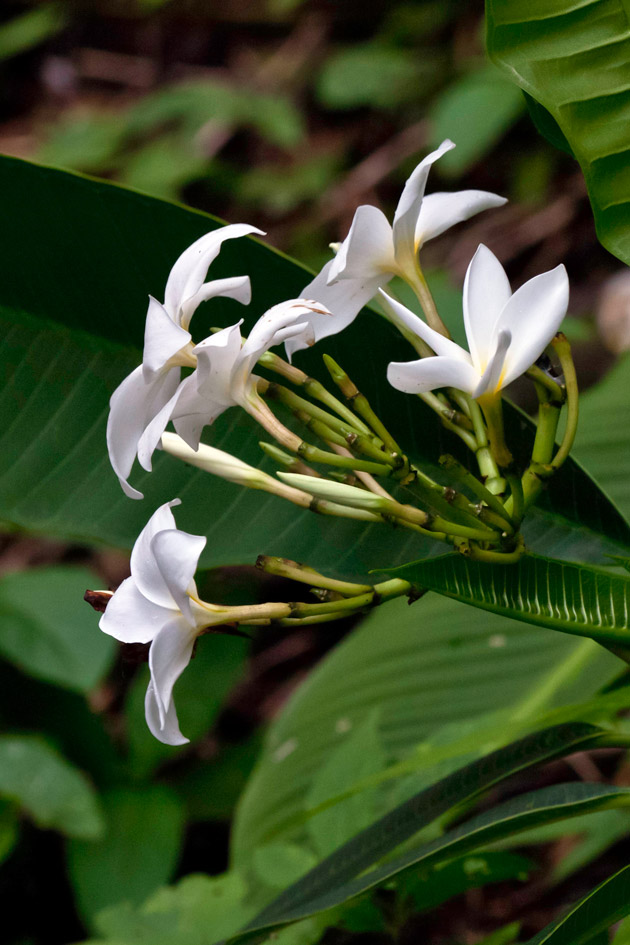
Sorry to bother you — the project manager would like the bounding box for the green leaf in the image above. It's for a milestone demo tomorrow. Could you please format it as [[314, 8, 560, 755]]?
[[125, 631, 248, 778], [173, 735, 262, 822], [36, 115, 127, 175], [0, 3, 66, 61], [232, 594, 617, 858], [235, 780, 630, 939], [252, 844, 318, 891], [524, 864, 630, 945], [0, 566, 115, 692], [0, 155, 627, 576], [390, 553, 630, 651], [316, 44, 425, 110], [0, 801, 19, 867], [305, 709, 387, 858], [429, 64, 525, 175], [67, 786, 185, 928], [486, 0, 630, 265], [523, 92, 574, 157], [0, 735, 103, 839]]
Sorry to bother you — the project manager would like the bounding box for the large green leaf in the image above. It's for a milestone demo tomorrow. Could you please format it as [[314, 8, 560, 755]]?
[[526, 864, 630, 945], [486, 0, 630, 266], [391, 552, 630, 649], [0, 156, 627, 579], [233, 778, 630, 941], [232, 594, 618, 859]]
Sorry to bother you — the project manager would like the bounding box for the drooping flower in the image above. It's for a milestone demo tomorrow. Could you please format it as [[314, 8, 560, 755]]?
[[107, 223, 263, 499], [385, 244, 569, 400], [134, 298, 329, 471], [286, 140, 506, 359], [99, 500, 209, 745]]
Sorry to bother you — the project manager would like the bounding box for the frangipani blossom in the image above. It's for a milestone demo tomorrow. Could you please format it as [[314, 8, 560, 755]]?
[[108, 223, 263, 499], [99, 500, 209, 745], [386, 244, 569, 400], [135, 298, 329, 470], [286, 140, 506, 359]]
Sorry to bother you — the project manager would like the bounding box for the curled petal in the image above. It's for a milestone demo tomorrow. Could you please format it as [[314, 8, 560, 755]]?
[[328, 205, 395, 282], [392, 139, 454, 268], [130, 499, 181, 608], [142, 297, 191, 380], [180, 274, 252, 328], [193, 322, 244, 406], [99, 576, 172, 644], [151, 528, 207, 626], [163, 223, 264, 325], [379, 291, 470, 362], [145, 681, 189, 746], [498, 265, 569, 389], [473, 329, 512, 399], [387, 355, 480, 396], [285, 261, 382, 360], [239, 299, 328, 381], [463, 245, 512, 372], [107, 366, 181, 500], [148, 619, 197, 728], [416, 191, 507, 247]]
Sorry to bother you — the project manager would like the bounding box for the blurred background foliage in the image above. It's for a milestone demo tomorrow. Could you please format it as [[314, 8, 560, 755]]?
[[2, 1, 630, 944]]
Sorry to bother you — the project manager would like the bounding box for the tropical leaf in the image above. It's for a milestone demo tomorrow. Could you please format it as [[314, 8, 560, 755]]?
[[486, 0, 630, 265]]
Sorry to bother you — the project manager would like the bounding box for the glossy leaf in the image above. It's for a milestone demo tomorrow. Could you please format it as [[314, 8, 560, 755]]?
[[234, 779, 630, 940], [525, 864, 630, 945], [0, 735, 103, 839], [487, 0, 630, 265], [0, 566, 115, 692], [0, 156, 627, 580]]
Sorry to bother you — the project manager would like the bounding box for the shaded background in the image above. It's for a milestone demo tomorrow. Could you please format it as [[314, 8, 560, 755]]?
[[1, 2, 630, 944]]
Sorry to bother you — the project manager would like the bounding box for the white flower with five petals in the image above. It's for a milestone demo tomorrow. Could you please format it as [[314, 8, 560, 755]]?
[[107, 223, 263, 499], [134, 298, 329, 470], [286, 140, 506, 359], [385, 244, 569, 400], [99, 500, 210, 745]]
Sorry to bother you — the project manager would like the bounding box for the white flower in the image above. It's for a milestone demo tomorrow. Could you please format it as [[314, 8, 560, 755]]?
[[385, 244, 569, 400], [107, 223, 264, 499], [134, 298, 329, 469], [286, 140, 506, 359], [99, 500, 210, 745]]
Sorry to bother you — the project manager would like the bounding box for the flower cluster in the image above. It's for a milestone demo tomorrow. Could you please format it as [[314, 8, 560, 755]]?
[[96, 139, 574, 743]]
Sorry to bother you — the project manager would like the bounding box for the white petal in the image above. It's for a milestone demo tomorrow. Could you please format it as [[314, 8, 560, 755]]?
[[180, 275, 252, 327], [285, 261, 383, 360], [193, 322, 244, 406], [416, 190, 507, 246], [497, 265, 569, 389], [387, 355, 480, 396], [130, 499, 181, 608], [142, 296, 191, 379], [240, 299, 327, 381], [151, 528, 206, 626], [463, 244, 512, 371], [107, 366, 180, 500], [379, 291, 471, 362], [99, 576, 172, 644], [392, 140, 454, 265], [164, 223, 264, 325], [171, 378, 228, 452], [473, 329, 512, 398], [145, 682, 189, 746], [148, 619, 197, 727], [328, 205, 396, 282]]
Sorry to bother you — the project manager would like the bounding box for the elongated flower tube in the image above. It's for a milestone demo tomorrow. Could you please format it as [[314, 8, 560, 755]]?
[[135, 299, 330, 470], [99, 500, 210, 745], [286, 140, 506, 358], [386, 244, 569, 401], [107, 223, 263, 499]]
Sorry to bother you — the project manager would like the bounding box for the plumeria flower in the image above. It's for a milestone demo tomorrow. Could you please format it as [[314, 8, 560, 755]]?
[[99, 500, 210, 745], [135, 298, 330, 471], [107, 223, 263, 499], [385, 244, 569, 401], [286, 139, 506, 359]]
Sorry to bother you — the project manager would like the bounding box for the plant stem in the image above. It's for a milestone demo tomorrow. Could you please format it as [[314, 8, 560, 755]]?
[[409, 262, 449, 336], [256, 555, 373, 596], [550, 333, 579, 470]]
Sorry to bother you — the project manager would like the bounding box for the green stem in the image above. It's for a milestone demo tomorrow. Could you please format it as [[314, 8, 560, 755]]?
[[550, 334, 579, 471], [408, 262, 449, 336], [468, 397, 505, 493], [439, 455, 516, 530], [418, 392, 477, 450], [479, 394, 513, 470], [255, 555, 372, 596], [298, 442, 393, 477], [288, 578, 412, 618], [468, 540, 525, 564]]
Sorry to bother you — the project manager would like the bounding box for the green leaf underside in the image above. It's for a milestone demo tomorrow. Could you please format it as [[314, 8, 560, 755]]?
[[0, 155, 627, 577], [525, 864, 630, 945], [487, 0, 630, 266], [230, 724, 613, 936], [390, 553, 630, 647], [232, 773, 630, 941]]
